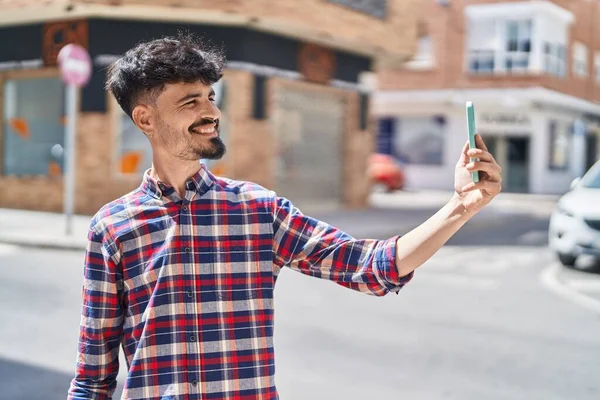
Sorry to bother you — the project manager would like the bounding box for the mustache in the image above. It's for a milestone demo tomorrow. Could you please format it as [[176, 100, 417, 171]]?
[[189, 117, 219, 132]]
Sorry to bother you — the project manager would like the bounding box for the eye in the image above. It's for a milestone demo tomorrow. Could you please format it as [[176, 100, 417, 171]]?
[[184, 100, 196, 107], [209, 97, 216, 103]]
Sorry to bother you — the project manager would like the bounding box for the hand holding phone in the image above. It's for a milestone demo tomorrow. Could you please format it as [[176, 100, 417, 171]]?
[[465, 101, 480, 183]]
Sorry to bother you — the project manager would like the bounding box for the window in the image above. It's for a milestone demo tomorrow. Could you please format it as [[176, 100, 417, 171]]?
[[467, 19, 496, 74], [548, 120, 570, 170], [2, 77, 65, 177], [376, 118, 394, 155], [466, 2, 574, 76], [405, 21, 435, 70], [114, 109, 153, 176], [595, 52, 600, 83], [504, 20, 532, 73], [544, 42, 567, 78], [392, 116, 445, 165], [469, 50, 495, 74], [405, 35, 435, 70], [573, 42, 588, 78], [467, 19, 532, 75]]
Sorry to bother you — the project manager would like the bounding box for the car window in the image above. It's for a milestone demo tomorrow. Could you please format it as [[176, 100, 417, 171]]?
[[581, 162, 600, 189]]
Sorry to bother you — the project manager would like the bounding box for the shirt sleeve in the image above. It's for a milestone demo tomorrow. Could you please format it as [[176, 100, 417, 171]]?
[[68, 225, 124, 400], [271, 195, 413, 296]]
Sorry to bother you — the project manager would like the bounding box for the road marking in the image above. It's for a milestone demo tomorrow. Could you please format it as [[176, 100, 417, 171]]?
[[540, 263, 600, 315]]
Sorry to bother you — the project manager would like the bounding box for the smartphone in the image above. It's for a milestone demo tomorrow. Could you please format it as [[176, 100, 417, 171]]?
[[465, 101, 480, 183]]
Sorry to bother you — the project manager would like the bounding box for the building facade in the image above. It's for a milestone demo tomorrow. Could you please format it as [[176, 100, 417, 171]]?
[[375, 0, 600, 194], [0, 0, 419, 214]]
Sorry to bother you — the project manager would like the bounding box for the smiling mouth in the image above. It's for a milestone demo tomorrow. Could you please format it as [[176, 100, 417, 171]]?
[[198, 126, 216, 134], [191, 118, 219, 136], [191, 126, 217, 136]]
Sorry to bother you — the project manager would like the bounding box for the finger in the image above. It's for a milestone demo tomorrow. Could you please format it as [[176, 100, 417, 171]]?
[[467, 148, 494, 163], [465, 161, 502, 182], [465, 161, 500, 174], [475, 134, 489, 152], [459, 141, 470, 164], [460, 180, 502, 196]]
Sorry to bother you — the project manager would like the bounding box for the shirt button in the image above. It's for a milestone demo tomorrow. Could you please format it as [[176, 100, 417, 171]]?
[[182, 205, 188, 212], [185, 247, 191, 253], [187, 291, 194, 299], [191, 379, 198, 386], [190, 335, 196, 342]]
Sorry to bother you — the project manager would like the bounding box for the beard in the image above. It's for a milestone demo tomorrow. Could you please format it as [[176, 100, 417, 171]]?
[[187, 117, 227, 160], [193, 136, 227, 160]]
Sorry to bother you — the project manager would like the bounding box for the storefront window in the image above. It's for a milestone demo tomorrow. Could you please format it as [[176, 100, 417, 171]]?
[[548, 120, 569, 170], [392, 116, 445, 165], [2, 77, 65, 177]]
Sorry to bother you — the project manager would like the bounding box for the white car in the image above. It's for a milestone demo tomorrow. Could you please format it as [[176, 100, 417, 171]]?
[[549, 160, 600, 266]]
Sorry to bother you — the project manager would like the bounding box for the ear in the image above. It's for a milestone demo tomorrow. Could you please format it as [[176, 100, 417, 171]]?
[[131, 104, 154, 138]]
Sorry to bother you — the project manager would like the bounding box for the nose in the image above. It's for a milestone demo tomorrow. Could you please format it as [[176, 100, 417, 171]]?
[[203, 100, 221, 121]]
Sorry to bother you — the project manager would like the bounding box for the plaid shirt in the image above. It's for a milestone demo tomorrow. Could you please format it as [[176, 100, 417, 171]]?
[[68, 164, 412, 400]]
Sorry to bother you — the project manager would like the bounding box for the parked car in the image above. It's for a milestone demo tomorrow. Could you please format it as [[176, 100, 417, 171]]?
[[368, 153, 405, 191], [548, 160, 600, 266]]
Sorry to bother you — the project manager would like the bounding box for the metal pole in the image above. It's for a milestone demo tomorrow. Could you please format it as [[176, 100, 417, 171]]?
[[64, 83, 77, 236]]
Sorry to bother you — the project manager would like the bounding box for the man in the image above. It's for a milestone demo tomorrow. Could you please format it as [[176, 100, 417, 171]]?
[[68, 34, 502, 400]]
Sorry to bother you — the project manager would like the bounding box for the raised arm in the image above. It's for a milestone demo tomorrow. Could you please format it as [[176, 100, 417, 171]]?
[[272, 195, 412, 296]]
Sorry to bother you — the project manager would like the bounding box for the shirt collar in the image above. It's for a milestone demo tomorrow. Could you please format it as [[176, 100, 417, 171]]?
[[141, 163, 214, 199]]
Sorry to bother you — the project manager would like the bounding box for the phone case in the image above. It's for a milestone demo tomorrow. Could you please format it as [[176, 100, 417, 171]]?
[[465, 101, 480, 183]]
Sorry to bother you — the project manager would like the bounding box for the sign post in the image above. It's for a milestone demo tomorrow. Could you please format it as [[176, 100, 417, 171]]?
[[57, 44, 92, 235]]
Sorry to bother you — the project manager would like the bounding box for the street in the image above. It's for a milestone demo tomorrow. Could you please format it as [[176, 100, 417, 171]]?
[[1, 198, 599, 400]]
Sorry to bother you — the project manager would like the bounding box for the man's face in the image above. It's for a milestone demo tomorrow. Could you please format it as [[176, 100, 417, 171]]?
[[143, 81, 226, 161]]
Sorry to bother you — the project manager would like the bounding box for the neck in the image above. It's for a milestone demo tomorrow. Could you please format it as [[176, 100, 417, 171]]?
[[150, 152, 202, 198]]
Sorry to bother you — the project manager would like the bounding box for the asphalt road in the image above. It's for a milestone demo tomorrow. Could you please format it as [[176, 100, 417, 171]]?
[[1, 204, 599, 400]]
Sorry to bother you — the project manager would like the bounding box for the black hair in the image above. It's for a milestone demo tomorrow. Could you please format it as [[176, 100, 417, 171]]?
[[106, 32, 226, 118]]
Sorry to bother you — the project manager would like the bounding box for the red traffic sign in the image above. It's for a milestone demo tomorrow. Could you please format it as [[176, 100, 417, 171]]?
[[57, 44, 92, 87]]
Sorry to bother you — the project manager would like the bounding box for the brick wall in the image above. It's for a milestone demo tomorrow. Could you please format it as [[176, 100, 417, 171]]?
[[379, 0, 600, 103], [224, 70, 275, 189], [223, 70, 373, 208]]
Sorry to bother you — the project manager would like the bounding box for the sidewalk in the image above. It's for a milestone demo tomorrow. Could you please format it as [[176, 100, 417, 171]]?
[[370, 189, 560, 216], [0, 189, 560, 251], [0, 208, 91, 251]]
